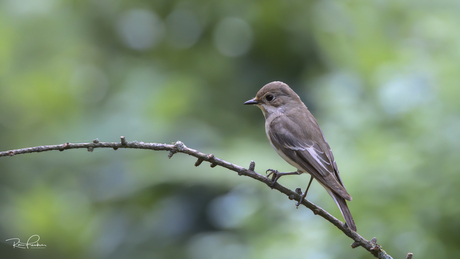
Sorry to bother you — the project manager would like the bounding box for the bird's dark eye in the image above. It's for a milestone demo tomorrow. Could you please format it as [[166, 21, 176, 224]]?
[[266, 94, 274, 101]]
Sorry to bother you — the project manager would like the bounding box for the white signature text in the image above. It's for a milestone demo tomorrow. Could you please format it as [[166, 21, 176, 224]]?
[[5, 234, 47, 249]]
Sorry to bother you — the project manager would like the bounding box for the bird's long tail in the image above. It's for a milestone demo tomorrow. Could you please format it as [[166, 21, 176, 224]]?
[[329, 191, 357, 231]]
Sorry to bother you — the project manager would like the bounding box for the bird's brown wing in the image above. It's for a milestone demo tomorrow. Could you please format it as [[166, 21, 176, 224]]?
[[268, 115, 351, 201]]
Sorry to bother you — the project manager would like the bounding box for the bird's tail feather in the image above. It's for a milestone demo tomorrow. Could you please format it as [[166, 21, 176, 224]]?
[[330, 191, 357, 231]]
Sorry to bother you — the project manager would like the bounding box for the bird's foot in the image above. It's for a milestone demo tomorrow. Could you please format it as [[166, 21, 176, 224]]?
[[295, 176, 313, 208], [296, 189, 308, 208], [266, 169, 281, 188], [266, 169, 299, 188]]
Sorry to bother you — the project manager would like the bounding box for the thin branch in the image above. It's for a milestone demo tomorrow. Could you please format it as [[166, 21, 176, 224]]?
[[0, 137, 400, 259]]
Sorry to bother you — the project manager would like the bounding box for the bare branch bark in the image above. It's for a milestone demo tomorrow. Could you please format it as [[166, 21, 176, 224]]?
[[0, 137, 401, 259]]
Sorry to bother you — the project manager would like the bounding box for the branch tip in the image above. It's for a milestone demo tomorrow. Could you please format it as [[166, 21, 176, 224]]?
[[194, 158, 204, 167], [406, 253, 413, 259]]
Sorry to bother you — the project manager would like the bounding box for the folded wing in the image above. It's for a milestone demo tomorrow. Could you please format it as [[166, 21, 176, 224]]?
[[268, 115, 352, 201]]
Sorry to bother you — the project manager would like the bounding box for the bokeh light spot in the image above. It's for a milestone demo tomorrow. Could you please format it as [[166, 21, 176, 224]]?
[[213, 17, 253, 57], [378, 73, 433, 115], [166, 9, 202, 49], [116, 9, 165, 50]]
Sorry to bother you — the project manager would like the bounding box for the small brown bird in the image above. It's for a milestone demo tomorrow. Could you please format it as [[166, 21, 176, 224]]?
[[244, 81, 356, 231]]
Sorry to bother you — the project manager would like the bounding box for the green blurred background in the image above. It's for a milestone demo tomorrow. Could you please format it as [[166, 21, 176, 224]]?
[[1, 0, 460, 258]]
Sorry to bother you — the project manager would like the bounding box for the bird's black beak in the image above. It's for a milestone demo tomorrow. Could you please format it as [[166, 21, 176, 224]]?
[[244, 98, 258, 105]]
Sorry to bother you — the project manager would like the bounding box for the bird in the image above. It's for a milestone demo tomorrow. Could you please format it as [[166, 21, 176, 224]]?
[[244, 81, 356, 231]]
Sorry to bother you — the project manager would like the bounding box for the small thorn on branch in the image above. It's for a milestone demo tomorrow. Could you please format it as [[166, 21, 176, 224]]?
[[168, 150, 177, 159], [207, 154, 217, 168], [113, 147, 118, 150], [87, 147, 94, 152], [406, 253, 413, 259], [248, 161, 255, 171], [240, 161, 255, 176], [120, 136, 127, 145], [169, 141, 186, 159], [370, 237, 380, 251], [194, 158, 204, 167], [93, 138, 99, 143], [351, 241, 361, 249], [8, 151, 14, 156]]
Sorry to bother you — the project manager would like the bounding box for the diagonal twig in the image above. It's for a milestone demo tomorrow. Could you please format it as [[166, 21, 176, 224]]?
[[0, 136, 399, 259]]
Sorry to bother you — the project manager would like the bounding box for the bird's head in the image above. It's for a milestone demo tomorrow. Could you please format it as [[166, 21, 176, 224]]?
[[244, 81, 302, 118]]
